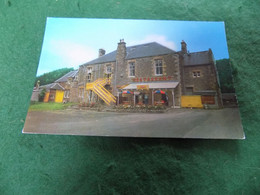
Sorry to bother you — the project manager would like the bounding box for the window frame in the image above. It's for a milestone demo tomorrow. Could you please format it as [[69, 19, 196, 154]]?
[[155, 59, 163, 76], [106, 65, 112, 74], [129, 62, 135, 77], [192, 71, 201, 78]]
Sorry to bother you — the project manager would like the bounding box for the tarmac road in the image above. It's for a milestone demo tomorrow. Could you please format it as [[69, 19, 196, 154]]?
[[23, 108, 245, 139]]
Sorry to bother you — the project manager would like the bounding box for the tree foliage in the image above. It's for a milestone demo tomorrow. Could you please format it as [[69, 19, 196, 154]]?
[[216, 59, 235, 93], [38, 88, 46, 102], [35, 68, 74, 86]]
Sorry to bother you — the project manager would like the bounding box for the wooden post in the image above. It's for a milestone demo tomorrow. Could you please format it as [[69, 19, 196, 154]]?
[[117, 92, 120, 105], [172, 89, 175, 107], [133, 92, 136, 106], [152, 89, 154, 106]]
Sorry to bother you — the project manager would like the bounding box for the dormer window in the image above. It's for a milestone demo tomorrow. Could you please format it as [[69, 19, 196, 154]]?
[[155, 59, 163, 75]]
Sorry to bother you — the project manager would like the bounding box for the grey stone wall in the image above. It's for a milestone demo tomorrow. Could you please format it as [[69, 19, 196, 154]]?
[[182, 64, 218, 92], [69, 81, 79, 102], [115, 53, 180, 86], [78, 65, 85, 84], [114, 41, 127, 93]]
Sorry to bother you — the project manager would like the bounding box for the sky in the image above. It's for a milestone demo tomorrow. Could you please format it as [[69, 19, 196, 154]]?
[[37, 18, 229, 76]]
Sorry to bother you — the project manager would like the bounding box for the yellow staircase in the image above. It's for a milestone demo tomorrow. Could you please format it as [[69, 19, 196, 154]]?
[[86, 78, 116, 105]]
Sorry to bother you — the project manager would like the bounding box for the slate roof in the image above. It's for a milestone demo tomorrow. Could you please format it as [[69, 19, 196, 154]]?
[[55, 70, 78, 83], [83, 42, 175, 66], [183, 51, 211, 66], [40, 83, 65, 91]]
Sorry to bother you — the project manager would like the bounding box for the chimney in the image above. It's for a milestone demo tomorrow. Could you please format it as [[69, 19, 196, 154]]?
[[99, 48, 106, 57], [181, 40, 187, 54], [114, 39, 127, 91], [116, 39, 126, 60]]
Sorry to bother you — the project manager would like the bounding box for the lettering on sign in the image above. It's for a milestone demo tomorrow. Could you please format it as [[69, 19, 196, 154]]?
[[132, 76, 173, 82], [137, 85, 149, 90]]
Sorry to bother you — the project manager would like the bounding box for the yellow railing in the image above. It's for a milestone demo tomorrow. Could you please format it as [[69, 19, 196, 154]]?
[[86, 78, 116, 105]]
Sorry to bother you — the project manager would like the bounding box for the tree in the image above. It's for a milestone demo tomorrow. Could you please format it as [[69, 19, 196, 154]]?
[[35, 68, 74, 86], [216, 59, 235, 93], [38, 88, 46, 102]]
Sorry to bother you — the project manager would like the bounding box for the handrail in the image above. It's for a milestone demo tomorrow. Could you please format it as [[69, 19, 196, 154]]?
[[96, 84, 116, 101], [93, 86, 110, 104], [85, 78, 116, 105]]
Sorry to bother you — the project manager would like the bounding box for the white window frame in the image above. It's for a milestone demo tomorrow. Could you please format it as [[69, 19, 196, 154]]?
[[197, 71, 200, 77], [129, 62, 135, 77], [87, 67, 92, 74], [155, 59, 163, 76], [193, 71, 201, 78], [106, 65, 112, 74]]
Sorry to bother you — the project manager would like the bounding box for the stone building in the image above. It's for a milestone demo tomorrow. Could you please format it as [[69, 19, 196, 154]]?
[[39, 39, 222, 108], [179, 41, 223, 108], [55, 70, 79, 103], [39, 83, 65, 103], [38, 70, 79, 103], [77, 40, 183, 107], [76, 39, 222, 108]]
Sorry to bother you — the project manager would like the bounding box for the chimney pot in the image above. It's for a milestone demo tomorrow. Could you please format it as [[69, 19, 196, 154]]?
[[181, 40, 187, 54], [99, 49, 106, 57]]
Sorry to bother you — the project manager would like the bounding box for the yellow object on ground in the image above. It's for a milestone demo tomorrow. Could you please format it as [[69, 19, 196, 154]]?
[[181, 95, 203, 108], [43, 92, 50, 102], [55, 90, 64, 103]]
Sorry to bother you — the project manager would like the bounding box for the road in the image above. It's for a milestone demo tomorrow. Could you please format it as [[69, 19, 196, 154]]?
[[23, 108, 245, 139]]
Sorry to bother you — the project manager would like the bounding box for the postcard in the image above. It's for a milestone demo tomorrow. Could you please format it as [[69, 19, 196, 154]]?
[[23, 18, 245, 139]]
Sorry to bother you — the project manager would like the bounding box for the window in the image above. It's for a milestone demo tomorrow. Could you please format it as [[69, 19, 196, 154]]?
[[155, 60, 163, 75], [129, 62, 135, 77], [87, 67, 92, 82], [105, 65, 112, 79], [186, 87, 193, 95], [64, 90, 70, 98], [87, 73, 92, 82], [106, 65, 112, 74], [87, 67, 92, 74], [193, 71, 201, 78]]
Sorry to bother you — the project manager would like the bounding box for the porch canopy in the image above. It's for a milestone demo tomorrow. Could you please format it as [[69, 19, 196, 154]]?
[[122, 81, 179, 90], [121, 81, 179, 106]]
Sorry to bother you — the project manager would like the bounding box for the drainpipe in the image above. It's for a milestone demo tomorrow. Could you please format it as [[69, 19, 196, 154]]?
[[152, 89, 154, 106], [172, 89, 175, 108], [133, 92, 135, 106], [114, 61, 118, 96]]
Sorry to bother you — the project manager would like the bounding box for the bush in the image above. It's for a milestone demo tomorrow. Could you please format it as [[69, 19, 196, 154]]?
[[38, 88, 46, 102]]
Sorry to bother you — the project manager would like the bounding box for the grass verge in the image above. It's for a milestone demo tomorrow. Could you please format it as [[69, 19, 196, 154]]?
[[28, 102, 78, 111]]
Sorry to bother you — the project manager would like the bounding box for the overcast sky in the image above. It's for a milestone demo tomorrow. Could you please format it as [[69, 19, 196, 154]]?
[[37, 18, 229, 76]]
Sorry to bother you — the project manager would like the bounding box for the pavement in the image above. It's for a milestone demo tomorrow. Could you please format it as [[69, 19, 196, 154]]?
[[23, 108, 245, 139]]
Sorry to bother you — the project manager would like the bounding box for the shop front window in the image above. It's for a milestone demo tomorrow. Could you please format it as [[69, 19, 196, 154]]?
[[144, 94, 149, 105]]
